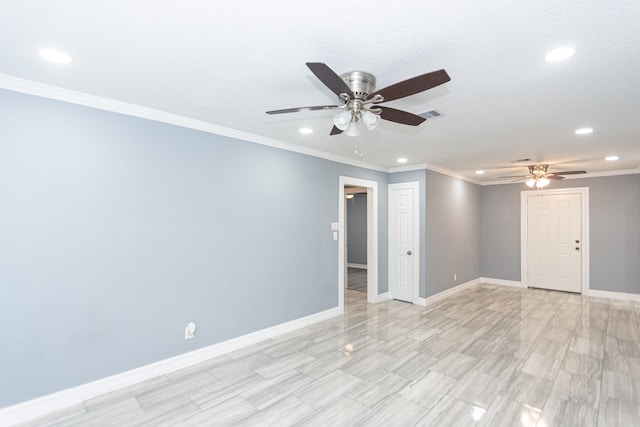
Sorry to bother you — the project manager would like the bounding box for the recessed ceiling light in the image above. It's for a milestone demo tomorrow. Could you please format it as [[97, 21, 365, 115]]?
[[605, 155, 619, 161], [39, 48, 72, 64], [545, 46, 576, 62], [298, 127, 313, 134], [397, 157, 408, 164], [475, 170, 485, 175], [574, 127, 593, 135]]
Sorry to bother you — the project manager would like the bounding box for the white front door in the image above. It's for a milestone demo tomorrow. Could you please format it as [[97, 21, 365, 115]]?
[[527, 193, 582, 293], [389, 184, 418, 302]]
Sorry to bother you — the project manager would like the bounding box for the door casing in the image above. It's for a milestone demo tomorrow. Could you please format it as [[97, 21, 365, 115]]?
[[338, 176, 378, 313], [520, 187, 590, 294]]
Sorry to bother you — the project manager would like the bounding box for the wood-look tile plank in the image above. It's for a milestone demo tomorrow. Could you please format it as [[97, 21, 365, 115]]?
[[449, 369, 505, 409], [357, 396, 429, 427], [399, 370, 456, 410], [19, 285, 640, 427], [295, 395, 371, 426], [176, 396, 255, 427], [293, 369, 362, 409]]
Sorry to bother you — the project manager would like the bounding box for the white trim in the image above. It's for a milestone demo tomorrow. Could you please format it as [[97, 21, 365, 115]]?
[[520, 187, 590, 294], [414, 278, 481, 307], [574, 168, 640, 179], [377, 292, 391, 301], [339, 177, 379, 312], [2, 75, 638, 182], [0, 306, 339, 426], [388, 163, 430, 173], [0, 74, 386, 173], [480, 277, 525, 288], [424, 164, 482, 185], [347, 263, 367, 269], [587, 289, 640, 302], [482, 168, 640, 186], [388, 163, 481, 185], [388, 182, 421, 304]]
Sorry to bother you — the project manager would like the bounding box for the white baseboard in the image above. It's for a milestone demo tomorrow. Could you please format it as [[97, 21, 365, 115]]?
[[415, 278, 482, 307], [481, 278, 640, 302], [347, 263, 367, 269], [0, 307, 340, 426], [587, 289, 640, 302], [377, 292, 390, 302], [480, 277, 525, 288]]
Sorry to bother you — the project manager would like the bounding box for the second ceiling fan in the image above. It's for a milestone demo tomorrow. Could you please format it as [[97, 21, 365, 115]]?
[[499, 164, 587, 188], [266, 62, 451, 136]]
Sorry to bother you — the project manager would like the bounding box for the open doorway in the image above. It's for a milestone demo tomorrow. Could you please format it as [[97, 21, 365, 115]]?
[[345, 187, 368, 294], [338, 176, 378, 314]]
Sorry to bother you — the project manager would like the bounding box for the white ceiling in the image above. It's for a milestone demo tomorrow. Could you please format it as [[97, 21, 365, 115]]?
[[1, 0, 638, 182]]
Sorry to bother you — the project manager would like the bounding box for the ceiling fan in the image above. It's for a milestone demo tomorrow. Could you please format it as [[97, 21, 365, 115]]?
[[499, 164, 587, 188], [266, 62, 451, 137]]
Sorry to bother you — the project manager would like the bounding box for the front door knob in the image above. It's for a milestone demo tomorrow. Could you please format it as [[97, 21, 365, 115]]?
[[407, 250, 412, 255]]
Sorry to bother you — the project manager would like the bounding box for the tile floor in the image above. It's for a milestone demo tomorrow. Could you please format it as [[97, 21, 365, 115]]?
[[347, 267, 367, 293], [21, 284, 640, 426]]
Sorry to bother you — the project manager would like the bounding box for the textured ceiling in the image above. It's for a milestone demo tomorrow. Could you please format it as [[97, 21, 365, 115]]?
[[0, 0, 638, 181]]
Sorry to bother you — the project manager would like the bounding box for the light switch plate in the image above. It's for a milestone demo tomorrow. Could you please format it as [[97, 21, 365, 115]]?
[[331, 222, 339, 231]]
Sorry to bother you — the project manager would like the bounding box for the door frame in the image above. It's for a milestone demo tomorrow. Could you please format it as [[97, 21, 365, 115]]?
[[339, 176, 378, 313], [388, 182, 420, 304], [520, 187, 590, 294]]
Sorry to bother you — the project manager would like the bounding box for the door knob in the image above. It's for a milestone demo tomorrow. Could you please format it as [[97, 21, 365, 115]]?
[[407, 250, 412, 255], [575, 247, 580, 251]]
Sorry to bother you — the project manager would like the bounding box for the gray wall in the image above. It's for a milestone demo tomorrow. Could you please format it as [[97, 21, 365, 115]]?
[[480, 184, 522, 281], [0, 89, 389, 408], [425, 170, 481, 298], [480, 174, 640, 294], [347, 193, 367, 265]]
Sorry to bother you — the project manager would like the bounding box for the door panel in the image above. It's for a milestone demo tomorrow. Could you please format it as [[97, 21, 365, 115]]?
[[390, 186, 415, 302], [527, 194, 581, 293]]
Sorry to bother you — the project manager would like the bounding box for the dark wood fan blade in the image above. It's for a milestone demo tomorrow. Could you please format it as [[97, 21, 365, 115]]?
[[330, 125, 343, 135], [511, 177, 531, 183], [551, 170, 587, 175], [266, 105, 340, 114], [306, 63, 354, 98], [378, 106, 426, 126], [547, 175, 565, 180], [369, 69, 451, 103]]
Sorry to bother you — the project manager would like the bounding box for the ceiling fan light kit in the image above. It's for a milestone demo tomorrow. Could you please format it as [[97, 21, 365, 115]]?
[[266, 62, 451, 146], [526, 177, 550, 188], [499, 164, 587, 188]]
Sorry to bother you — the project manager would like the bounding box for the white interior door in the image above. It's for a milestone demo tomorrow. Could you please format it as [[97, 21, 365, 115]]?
[[389, 184, 417, 302], [527, 193, 582, 293]]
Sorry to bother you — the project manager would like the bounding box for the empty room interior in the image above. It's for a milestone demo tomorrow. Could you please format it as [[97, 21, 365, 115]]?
[[1, 1, 639, 426]]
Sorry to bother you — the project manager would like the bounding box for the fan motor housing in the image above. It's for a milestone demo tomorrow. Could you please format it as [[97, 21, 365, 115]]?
[[340, 71, 376, 99]]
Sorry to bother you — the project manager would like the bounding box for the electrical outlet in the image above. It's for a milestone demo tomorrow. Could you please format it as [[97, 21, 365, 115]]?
[[185, 322, 196, 340], [453, 273, 457, 281]]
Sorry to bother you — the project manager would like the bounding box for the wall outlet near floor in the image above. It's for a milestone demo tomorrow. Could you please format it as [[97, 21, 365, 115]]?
[[453, 273, 457, 281], [184, 322, 196, 340]]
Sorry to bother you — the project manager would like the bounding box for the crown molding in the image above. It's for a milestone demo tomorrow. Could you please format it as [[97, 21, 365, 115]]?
[[0, 74, 387, 173], [424, 164, 482, 185], [388, 163, 430, 173], [6, 74, 630, 185], [388, 163, 482, 185]]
